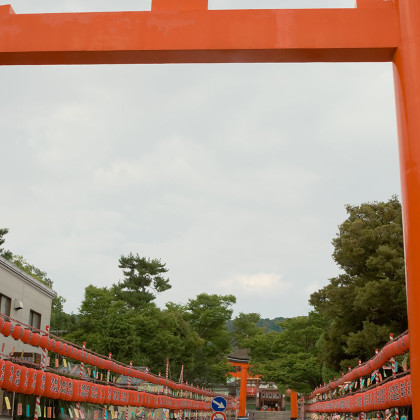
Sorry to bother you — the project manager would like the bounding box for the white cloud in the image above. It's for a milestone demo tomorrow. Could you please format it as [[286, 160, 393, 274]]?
[[220, 273, 293, 295]]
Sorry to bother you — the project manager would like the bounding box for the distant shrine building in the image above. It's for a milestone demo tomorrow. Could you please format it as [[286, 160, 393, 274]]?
[[257, 383, 284, 411], [227, 350, 284, 411], [0, 255, 56, 357]]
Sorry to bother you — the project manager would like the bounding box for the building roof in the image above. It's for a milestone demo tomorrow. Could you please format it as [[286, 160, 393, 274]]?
[[228, 348, 250, 364], [0, 256, 56, 299]]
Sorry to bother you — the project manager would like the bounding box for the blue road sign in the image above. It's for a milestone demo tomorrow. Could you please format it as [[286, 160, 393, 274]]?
[[211, 396, 227, 412]]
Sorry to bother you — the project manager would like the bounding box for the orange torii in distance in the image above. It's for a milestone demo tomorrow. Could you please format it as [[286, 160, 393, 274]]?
[[1, 0, 420, 416], [290, 391, 298, 420], [227, 358, 251, 419]]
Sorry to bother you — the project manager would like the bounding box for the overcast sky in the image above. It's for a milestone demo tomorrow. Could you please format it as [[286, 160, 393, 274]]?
[[1, 0, 401, 319]]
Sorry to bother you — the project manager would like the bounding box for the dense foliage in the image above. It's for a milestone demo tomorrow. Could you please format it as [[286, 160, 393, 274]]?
[[248, 314, 334, 393], [310, 196, 407, 371], [64, 284, 236, 385], [114, 253, 171, 308], [0, 228, 8, 255], [227, 316, 285, 335], [257, 317, 285, 332]]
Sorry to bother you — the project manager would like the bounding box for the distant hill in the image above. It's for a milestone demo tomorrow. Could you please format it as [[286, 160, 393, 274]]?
[[257, 317, 285, 332], [227, 316, 285, 333]]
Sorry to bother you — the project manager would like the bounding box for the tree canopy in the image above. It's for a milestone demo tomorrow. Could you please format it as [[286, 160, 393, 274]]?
[[182, 293, 236, 385], [309, 196, 407, 371], [232, 312, 265, 348], [0, 228, 8, 253], [65, 286, 236, 385], [0, 228, 13, 260], [114, 252, 171, 308], [247, 313, 332, 393]]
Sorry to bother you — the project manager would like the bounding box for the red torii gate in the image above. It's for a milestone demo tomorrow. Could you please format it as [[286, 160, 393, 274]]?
[[1, 0, 419, 415], [228, 360, 249, 419]]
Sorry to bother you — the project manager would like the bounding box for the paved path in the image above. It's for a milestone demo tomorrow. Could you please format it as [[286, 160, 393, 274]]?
[[249, 411, 291, 420]]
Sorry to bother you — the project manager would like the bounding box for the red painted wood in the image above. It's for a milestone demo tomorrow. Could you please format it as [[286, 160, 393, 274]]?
[[0, 5, 398, 65]]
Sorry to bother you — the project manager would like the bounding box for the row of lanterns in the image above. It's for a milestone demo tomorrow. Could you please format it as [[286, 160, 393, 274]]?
[[0, 358, 223, 410], [0, 318, 216, 398], [306, 374, 412, 413], [309, 333, 409, 398]]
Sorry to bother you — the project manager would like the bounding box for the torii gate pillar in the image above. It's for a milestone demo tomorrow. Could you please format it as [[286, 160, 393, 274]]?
[[228, 361, 250, 418], [393, 0, 420, 414]]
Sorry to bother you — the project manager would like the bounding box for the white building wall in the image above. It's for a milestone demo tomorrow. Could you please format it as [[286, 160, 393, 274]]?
[[0, 256, 56, 356]]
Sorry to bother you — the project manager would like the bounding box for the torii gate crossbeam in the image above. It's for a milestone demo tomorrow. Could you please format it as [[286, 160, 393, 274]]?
[[0, 1, 398, 65], [1, 0, 420, 416]]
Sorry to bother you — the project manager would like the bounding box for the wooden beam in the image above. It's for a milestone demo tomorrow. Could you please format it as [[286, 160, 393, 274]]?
[[0, 3, 398, 65]]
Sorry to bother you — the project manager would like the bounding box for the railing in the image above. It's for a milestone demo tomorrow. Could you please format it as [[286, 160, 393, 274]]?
[[0, 314, 235, 413], [304, 331, 411, 418]]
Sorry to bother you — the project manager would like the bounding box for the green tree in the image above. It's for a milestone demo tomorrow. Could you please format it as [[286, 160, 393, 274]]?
[[6, 254, 53, 288], [310, 197, 407, 371], [50, 295, 78, 336], [115, 253, 171, 308], [0, 228, 15, 260], [186, 293, 236, 338], [133, 304, 202, 374], [103, 300, 141, 363], [66, 284, 143, 362], [184, 293, 236, 385], [249, 314, 330, 393], [65, 285, 115, 353], [0, 228, 8, 255], [67, 284, 203, 374], [257, 317, 285, 332], [232, 312, 264, 348]]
